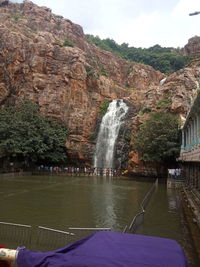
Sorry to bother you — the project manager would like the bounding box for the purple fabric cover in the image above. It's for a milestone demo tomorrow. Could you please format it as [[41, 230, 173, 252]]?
[[17, 231, 188, 267]]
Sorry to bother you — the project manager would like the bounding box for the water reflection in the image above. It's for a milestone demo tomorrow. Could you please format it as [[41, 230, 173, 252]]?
[[0, 175, 148, 232], [1, 176, 182, 236], [167, 188, 181, 212], [92, 177, 117, 229], [139, 183, 183, 245]]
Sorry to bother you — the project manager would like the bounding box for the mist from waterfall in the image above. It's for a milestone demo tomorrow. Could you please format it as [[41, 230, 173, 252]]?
[[94, 99, 128, 169]]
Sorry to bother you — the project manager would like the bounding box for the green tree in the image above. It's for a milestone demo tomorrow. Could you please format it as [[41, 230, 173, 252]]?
[[134, 112, 180, 163], [0, 100, 69, 167], [85, 34, 193, 74]]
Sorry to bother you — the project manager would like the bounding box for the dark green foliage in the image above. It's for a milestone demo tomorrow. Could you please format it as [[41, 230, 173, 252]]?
[[99, 100, 110, 115], [0, 100, 69, 165], [156, 97, 172, 109], [86, 35, 114, 52], [134, 112, 180, 163], [86, 34, 194, 74], [99, 64, 108, 76], [140, 106, 152, 114], [63, 40, 74, 47], [124, 135, 131, 142], [88, 132, 97, 141], [85, 65, 95, 77], [12, 13, 24, 22]]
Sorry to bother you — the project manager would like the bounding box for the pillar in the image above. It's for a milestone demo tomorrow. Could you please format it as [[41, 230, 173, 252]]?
[[194, 117, 197, 144], [197, 114, 200, 144], [192, 120, 195, 145], [181, 130, 185, 148], [189, 124, 192, 145], [186, 128, 189, 147], [187, 126, 190, 146], [198, 164, 200, 192]]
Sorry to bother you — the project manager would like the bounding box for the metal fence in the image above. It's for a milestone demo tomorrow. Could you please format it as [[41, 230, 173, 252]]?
[[68, 227, 111, 240], [35, 226, 76, 251], [125, 179, 158, 234], [0, 180, 158, 250], [0, 223, 76, 251], [0, 222, 31, 248], [0, 222, 111, 251], [128, 211, 145, 233]]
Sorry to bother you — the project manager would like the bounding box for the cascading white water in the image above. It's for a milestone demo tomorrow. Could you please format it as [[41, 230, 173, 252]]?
[[94, 99, 129, 169], [160, 77, 167, 85]]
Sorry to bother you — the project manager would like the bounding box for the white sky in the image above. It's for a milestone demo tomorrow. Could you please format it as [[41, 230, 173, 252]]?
[[12, 0, 200, 48]]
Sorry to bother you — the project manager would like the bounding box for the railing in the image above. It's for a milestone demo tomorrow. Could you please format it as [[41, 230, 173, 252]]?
[[36, 226, 76, 251], [0, 222, 111, 251], [181, 142, 200, 152], [0, 180, 158, 250], [0, 223, 76, 251], [68, 227, 111, 240], [33, 166, 123, 177], [0, 222, 32, 247], [125, 179, 158, 234]]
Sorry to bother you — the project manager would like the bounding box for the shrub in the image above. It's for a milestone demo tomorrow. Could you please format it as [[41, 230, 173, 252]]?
[[63, 40, 74, 47], [85, 65, 95, 77], [140, 106, 152, 115], [156, 98, 172, 109], [88, 132, 97, 141], [99, 100, 110, 115]]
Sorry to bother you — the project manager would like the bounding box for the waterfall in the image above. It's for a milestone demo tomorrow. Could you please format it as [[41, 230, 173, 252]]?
[[94, 99, 129, 169], [160, 77, 166, 85]]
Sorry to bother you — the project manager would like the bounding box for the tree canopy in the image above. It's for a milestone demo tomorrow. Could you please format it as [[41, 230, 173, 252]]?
[[0, 100, 69, 167], [86, 34, 196, 74], [134, 112, 181, 163]]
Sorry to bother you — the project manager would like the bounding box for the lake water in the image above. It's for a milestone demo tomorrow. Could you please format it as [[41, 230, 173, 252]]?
[[0, 175, 153, 231], [0, 175, 196, 265]]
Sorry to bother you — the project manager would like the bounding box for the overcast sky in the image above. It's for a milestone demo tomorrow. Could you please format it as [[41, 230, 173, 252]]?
[[13, 0, 199, 48]]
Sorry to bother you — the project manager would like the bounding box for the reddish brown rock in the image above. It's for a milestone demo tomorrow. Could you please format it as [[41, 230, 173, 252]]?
[[183, 36, 200, 55], [0, 1, 200, 171]]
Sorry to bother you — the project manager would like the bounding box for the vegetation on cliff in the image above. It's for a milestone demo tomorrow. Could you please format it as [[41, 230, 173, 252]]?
[[0, 100, 69, 168], [99, 100, 110, 115], [134, 112, 180, 163], [86, 34, 196, 74], [0, 1, 199, 173]]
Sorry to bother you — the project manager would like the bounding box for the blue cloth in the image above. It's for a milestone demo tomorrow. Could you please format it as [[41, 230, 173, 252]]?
[[17, 231, 188, 267]]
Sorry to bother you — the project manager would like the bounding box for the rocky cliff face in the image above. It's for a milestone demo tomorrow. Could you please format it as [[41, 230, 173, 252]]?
[[0, 1, 200, 172], [128, 58, 200, 175], [183, 36, 200, 55]]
